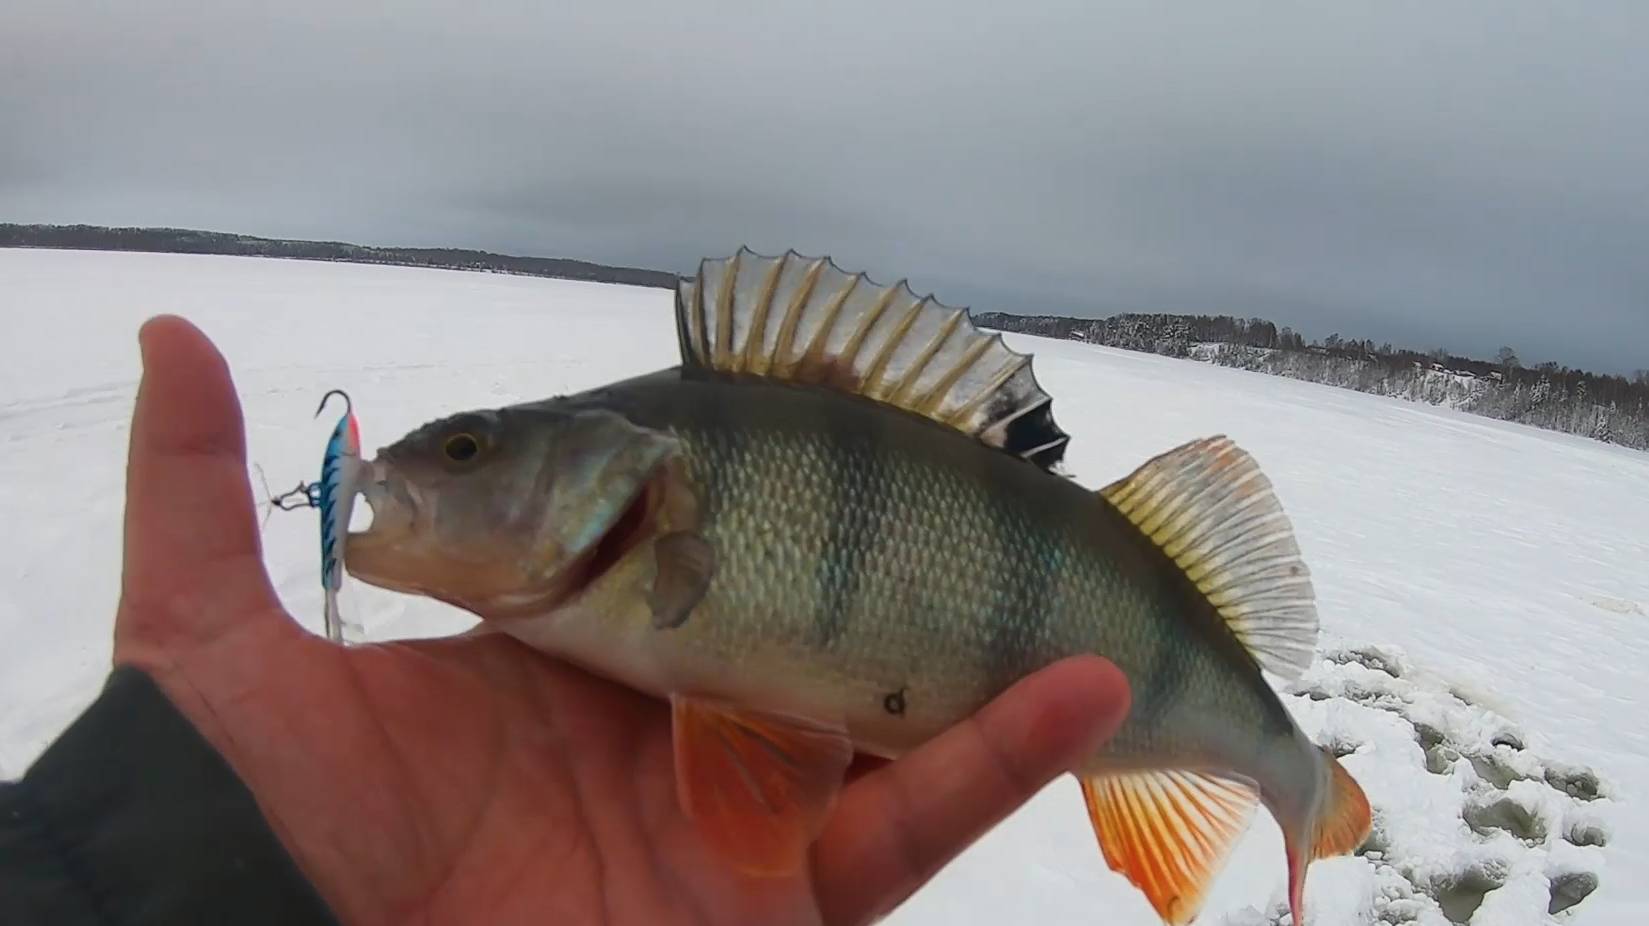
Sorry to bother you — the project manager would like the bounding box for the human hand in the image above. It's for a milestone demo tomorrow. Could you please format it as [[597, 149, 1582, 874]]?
[[112, 315, 1131, 926]]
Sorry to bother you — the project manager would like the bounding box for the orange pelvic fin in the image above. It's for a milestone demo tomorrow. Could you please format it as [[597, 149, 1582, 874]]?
[[671, 694, 854, 876]]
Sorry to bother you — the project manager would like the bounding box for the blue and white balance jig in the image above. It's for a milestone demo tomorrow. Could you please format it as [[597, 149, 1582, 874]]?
[[313, 389, 367, 642]]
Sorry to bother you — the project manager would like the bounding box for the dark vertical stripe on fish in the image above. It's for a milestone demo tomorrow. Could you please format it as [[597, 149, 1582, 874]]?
[[1134, 587, 1193, 728], [983, 463, 1049, 692], [813, 399, 877, 648]]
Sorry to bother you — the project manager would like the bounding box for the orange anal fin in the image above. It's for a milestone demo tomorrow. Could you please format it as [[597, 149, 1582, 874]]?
[[671, 694, 854, 876], [1079, 770, 1260, 926]]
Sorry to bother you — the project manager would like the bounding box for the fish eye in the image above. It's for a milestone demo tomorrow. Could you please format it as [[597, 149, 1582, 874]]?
[[443, 432, 482, 463]]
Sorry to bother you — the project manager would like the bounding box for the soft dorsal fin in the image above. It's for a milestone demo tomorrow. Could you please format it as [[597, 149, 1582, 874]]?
[[676, 247, 1071, 470], [1100, 436, 1318, 679]]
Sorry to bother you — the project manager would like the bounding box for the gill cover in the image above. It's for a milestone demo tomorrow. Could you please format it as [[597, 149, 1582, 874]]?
[[538, 409, 684, 563]]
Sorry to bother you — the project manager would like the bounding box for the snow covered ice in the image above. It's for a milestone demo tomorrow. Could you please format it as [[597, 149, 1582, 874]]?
[[3, 249, 1645, 924]]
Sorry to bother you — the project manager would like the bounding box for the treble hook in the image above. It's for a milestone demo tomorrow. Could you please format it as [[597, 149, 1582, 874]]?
[[253, 463, 321, 531], [314, 388, 352, 419]]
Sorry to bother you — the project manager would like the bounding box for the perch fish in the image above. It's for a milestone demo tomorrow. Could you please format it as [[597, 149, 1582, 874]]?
[[344, 248, 1371, 924]]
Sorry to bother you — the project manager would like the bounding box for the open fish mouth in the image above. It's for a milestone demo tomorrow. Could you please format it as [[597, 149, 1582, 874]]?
[[347, 458, 413, 546], [341, 459, 423, 595]]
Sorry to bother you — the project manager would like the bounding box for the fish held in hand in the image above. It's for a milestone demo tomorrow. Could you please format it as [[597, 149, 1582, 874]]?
[[346, 248, 1370, 923]]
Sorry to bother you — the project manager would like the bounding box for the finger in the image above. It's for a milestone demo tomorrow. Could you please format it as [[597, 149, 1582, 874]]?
[[117, 315, 281, 644], [812, 656, 1130, 926]]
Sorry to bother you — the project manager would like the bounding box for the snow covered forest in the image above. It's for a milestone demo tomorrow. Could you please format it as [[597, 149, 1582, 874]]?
[[974, 311, 1649, 451]]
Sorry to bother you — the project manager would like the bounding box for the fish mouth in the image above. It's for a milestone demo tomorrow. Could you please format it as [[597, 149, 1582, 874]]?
[[343, 459, 424, 593], [351, 459, 416, 533]]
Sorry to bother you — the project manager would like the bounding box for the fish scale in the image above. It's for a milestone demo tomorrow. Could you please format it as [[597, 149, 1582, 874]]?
[[599, 373, 1265, 766]]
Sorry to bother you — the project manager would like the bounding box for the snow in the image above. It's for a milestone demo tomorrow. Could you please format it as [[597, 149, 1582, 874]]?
[[4, 248, 1646, 924]]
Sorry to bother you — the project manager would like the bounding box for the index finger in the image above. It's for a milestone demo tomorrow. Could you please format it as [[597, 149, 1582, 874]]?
[[811, 655, 1130, 925]]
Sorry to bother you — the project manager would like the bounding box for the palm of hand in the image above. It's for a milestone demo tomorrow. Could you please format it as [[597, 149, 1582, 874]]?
[[111, 317, 1128, 926]]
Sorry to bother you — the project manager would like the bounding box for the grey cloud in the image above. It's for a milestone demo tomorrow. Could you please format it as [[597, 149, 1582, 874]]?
[[3, 0, 1645, 371]]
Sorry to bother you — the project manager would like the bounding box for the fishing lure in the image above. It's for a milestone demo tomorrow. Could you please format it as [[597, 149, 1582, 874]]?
[[314, 389, 366, 643]]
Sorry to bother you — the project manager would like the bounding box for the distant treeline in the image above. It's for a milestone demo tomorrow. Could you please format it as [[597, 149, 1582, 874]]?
[[8, 223, 1641, 449], [0, 223, 683, 289], [974, 311, 1649, 451]]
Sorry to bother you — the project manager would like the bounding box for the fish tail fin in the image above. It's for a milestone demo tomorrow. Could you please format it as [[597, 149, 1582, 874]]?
[[1280, 747, 1373, 923], [1078, 769, 1260, 925], [1313, 748, 1373, 859]]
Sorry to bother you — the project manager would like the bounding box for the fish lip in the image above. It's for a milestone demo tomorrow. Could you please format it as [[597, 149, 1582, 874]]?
[[350, 458, 409, 528], [343, 458, 418, 577]]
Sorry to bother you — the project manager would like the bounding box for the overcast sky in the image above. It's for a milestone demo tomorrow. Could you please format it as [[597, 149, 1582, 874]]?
[[4, 1, 1645, 372]]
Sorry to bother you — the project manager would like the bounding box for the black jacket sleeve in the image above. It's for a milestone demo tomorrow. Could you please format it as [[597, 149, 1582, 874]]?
[[0, 665, 340, 926]]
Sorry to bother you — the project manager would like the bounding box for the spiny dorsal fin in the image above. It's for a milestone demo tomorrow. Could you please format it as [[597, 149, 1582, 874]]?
[[1079, 770, 1260, 925], [1100, 436, 1318, 679], [677, 247, 1070, 470]]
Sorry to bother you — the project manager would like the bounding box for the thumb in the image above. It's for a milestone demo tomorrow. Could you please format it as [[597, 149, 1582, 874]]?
[[116, 315, 284, 654], [813, 655, 1131, 925]]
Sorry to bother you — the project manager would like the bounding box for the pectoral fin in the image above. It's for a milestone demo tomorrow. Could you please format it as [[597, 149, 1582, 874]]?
[[649, 531, 716, 629], [671, 695, 854, 875]]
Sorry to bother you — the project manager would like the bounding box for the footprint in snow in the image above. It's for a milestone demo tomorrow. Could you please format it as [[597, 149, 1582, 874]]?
[[1585, 594, 1645, 617], [1219, 642, 1612, 925]]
